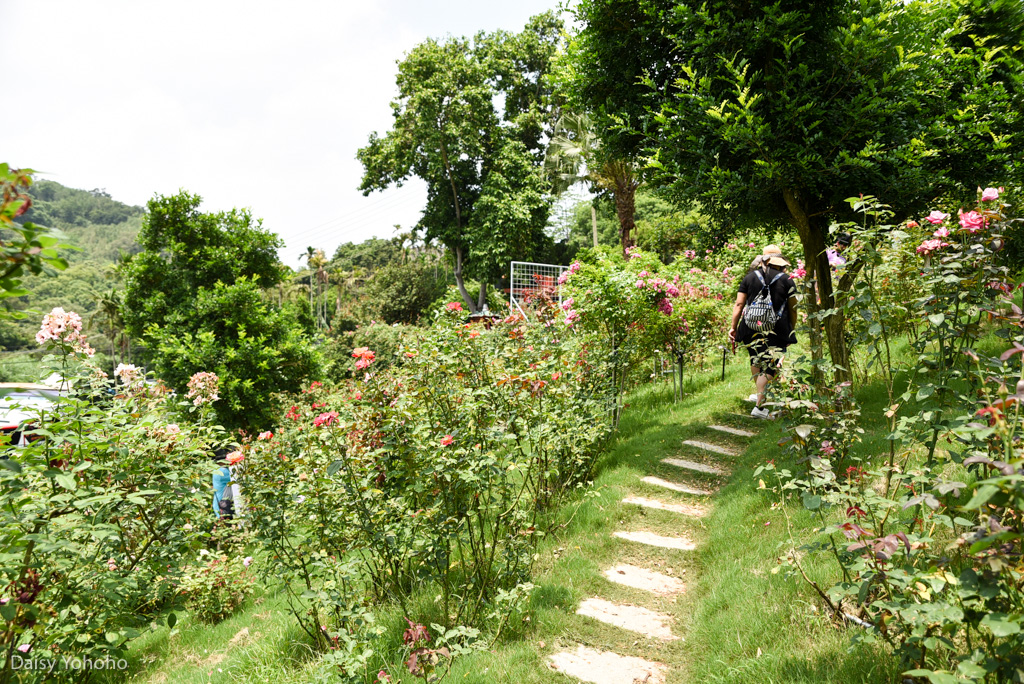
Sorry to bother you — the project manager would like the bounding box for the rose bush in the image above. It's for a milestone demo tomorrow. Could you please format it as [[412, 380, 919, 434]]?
[[238, 305, 611, 680], [0, 311, 222, 683], [178, 552, 254, 624], [558, 246, 728, 423], [762, 187, 1024, 683]]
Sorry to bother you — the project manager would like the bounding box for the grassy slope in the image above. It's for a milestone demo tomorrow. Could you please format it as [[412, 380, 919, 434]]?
[[124, 354, 900, 683]]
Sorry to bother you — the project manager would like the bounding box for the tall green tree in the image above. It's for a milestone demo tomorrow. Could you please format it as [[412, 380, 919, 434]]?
[[358, 13, 562, 313], [123, 191, 317, 431], [566, 0, 1024, 379]]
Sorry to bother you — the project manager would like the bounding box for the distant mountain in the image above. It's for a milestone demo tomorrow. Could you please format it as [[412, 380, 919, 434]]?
[[19, 180, 144, 262]]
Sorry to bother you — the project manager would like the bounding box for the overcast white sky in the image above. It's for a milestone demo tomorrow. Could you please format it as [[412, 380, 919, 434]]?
[[1, 0, 565, 268]]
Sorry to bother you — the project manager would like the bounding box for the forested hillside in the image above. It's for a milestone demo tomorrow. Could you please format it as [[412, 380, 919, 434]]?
[[1, 181, 142, 362]]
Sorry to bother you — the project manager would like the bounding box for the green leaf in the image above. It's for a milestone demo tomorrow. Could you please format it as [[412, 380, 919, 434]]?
[[55, 472, 77, 490], [802, 492, 821, 511], [928, 313, 945, 326], [957, 662, 988, 678], [167, 612, 177, 628], [916, 385, 935, 401], [0, 459, 23, 474], [105, 631, 120, 644], [327, 460, 343, 476], [981, 613, 1021, 637], [963, 484, 998, 510]]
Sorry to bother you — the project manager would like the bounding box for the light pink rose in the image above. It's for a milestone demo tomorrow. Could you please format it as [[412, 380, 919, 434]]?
[[933, 227, 950, 238], [958, 209, 986, 233], [925, 211, 949, 225], [916, 238, 949, 254], [980, 187, 1000, 202]]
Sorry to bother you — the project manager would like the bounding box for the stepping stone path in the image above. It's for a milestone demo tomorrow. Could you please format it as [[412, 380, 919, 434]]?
[[661, 457, 727, 476], [641, 475, 713, 496], [549, 646, 666, 684], [622, 495, 708, 517], [708, 424, 755, 438], [681, 439, 737, 456], [604, 564, 685, 596], [577, 597, 679, 640], [613, 530, 697, 551], [551, 421, 751, 683]]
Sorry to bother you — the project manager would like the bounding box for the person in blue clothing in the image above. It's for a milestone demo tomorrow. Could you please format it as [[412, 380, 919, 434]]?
[[211, 448, 235, 519]]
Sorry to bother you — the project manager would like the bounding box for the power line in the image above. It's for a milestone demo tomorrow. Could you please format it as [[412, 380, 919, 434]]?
[[286, 199, 425, 261], [283, 190, 424, 246]]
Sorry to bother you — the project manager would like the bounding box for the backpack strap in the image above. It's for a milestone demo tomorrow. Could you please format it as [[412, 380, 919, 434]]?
[[767, 272, 787, 319]]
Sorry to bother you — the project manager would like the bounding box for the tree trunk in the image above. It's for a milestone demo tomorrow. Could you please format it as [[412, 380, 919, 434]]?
[[453, 246, 477, 313], [614, 178, 639, 255], [477, 281, 487, 311], [783, 188, 851, 383], [591, 203, 598, 248]]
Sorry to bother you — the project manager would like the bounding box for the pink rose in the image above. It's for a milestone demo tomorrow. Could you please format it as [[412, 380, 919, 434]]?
[[440, 434, 454, 446], [916, 238, 949, 254], [958, 209, 986, 233], [933, 227, 950, 238], [925, 211, 949, 225], [980, 187, 1000, 202]]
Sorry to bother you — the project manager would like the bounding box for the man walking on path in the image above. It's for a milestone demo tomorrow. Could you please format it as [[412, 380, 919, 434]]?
[[728, 245, 799, 418]]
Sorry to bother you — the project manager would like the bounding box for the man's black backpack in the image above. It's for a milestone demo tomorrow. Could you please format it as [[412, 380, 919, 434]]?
[[743, 268, 786, 333]]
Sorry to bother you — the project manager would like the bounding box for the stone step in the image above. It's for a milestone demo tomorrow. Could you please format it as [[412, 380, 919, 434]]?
[[622, 495, 708, 517], [708, 424, 755, 438], [640, 475, 713, 496], [662, 457, 728, 476], [603, 564, 686, 596], [681, 439, 737, 457], [549, 645, 667, 684], [726, 411, 778, 421], [613, 530, 697, 551], [577, 597, 679, 641]]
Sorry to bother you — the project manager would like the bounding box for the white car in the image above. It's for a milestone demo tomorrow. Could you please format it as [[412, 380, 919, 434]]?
[[0, 383, 64, 447]]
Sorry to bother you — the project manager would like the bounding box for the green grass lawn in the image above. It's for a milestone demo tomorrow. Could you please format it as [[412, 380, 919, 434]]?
[[121, 351, 901, 683]]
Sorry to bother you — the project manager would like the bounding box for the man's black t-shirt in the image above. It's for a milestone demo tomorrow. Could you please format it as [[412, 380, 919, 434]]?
[[735, 266, 797, 348]]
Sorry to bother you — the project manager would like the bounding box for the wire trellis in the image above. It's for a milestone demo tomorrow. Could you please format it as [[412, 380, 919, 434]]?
[[509, 261, 568, 320]]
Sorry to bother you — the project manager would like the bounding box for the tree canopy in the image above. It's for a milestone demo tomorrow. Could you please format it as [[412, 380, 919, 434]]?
[[123, 191, 316, 431], [565, 0, 1024, 376], [358, 13, 563, 313]]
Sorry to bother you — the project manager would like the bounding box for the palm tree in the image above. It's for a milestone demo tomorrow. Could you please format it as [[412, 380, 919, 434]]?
[[89, 288, 126, 371], [307, 249, 330, 329], [544, 111, 641, 254], [304, 246, 316, 324]]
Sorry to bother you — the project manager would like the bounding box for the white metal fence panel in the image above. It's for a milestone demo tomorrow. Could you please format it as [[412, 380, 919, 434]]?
[[509, 261, 568, 319]]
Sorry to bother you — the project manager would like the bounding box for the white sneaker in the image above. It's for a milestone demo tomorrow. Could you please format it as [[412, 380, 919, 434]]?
[[746, 393, 759, 403], [750, 407, 771, 419]]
